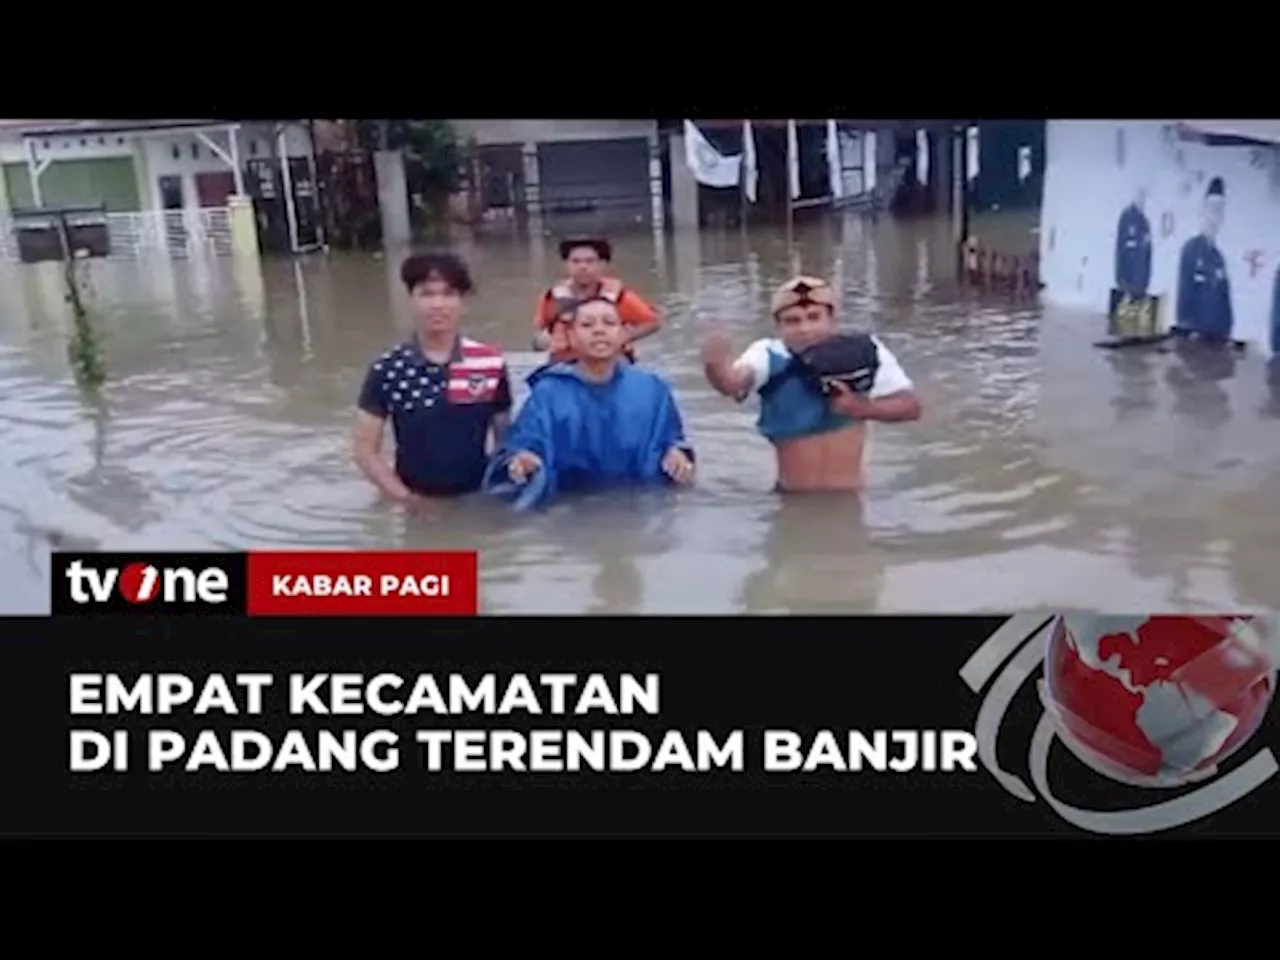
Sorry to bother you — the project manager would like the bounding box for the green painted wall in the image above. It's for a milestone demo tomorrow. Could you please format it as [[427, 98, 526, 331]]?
[[2, 157, 141, 212]]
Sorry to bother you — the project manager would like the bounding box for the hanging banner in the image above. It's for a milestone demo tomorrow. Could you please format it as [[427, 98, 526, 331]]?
[[683, 120, 742, 189]]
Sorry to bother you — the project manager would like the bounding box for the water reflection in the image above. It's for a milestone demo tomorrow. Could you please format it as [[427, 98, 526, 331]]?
[[1102, 345, 1161, 420], [741, 494, 883, 614], [1265, 358, 1280, 419], [1, 211, 1277, 615], [1165, 338, 1236, 428]]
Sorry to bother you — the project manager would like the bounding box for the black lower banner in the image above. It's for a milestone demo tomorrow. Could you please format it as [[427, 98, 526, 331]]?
[[2, 614, 1276, 835]]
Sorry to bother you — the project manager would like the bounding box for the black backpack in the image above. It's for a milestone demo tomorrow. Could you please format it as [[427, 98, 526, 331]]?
[[760, 332, 880, 399], [798, 332, 880, 393]]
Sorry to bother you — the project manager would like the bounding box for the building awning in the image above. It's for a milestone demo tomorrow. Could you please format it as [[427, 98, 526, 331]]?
[[1177, 120, 1280, 146], [1, 119, 306, 139]]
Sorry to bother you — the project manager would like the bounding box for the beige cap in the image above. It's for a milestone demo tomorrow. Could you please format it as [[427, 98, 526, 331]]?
[[770, 275, 836, 316]]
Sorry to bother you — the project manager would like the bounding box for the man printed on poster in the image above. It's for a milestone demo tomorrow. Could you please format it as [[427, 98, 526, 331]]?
[[1114, 185, 1152, 297], [1174, 177, 1234, 342]]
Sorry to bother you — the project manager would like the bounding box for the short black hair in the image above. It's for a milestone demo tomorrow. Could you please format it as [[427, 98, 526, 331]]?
[[559, 237, 611, 261], [570, 296, 619, 321], [400, 251, 474, 295]]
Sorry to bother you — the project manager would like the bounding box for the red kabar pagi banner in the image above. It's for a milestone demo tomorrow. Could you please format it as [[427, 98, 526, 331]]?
[[246, 551, 479, 616], [48, 550, 479, 616]]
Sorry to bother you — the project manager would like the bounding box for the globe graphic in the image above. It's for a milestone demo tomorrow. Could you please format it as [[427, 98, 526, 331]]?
[[1042, 615, 1276, 787]]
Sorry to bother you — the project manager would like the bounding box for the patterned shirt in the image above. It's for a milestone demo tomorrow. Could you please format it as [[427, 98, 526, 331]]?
[[358, 336, 511, 495]]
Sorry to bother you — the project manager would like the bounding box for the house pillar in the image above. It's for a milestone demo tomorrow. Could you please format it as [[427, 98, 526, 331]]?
[[647, 131, 665, 230], [231, 247, 266, 321], [131, 136, 152, 214], [374, 149, 412, 248], [277, 125, 300, 253], [933, 124, 952, 213], [228, 195, 260, 260], [667, 130, 699, 230]]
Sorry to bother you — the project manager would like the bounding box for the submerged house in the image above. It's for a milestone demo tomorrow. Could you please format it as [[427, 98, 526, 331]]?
[[0, 119, 321, 259], [452, 119, 663, 234], [662, 119, 1045, 228]]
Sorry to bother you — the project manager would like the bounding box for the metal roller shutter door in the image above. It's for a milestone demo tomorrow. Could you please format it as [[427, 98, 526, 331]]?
[[536, 138, 653, 232]]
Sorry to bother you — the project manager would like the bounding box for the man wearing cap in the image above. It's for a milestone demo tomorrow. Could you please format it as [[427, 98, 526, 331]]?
[[533, 237, 662, 364], [701, 276, 921, 493], [1175, 177, 1234, 342]]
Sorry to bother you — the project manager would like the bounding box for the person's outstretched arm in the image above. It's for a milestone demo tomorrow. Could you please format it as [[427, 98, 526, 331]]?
[[483, 383, 562, 507], [702, 331, 771, 401], [352, 362, 415, 504], [646, 379, 696, 486]]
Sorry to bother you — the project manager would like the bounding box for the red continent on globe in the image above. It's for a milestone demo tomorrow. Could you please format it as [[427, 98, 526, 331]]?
[[1045, 616, 1274, 781]]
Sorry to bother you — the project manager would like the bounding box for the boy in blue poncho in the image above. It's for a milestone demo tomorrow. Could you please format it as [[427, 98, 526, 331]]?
[[484, 297, 695, 509]]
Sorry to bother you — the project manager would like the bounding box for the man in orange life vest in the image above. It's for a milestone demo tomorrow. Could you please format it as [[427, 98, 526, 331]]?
[[532, 237, 661, 364]]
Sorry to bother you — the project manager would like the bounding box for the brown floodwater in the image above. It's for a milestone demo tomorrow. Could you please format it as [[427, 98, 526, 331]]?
[[1, 212, 1277, 615]]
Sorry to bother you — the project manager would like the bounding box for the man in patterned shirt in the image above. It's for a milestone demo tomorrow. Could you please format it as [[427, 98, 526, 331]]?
[[352, 252, 512, 505]]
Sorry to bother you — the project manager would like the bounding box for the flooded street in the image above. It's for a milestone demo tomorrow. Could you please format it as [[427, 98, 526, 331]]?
[[2, 212, 1278, 615]]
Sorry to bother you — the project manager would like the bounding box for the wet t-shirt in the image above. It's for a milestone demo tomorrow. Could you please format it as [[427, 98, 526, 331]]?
[[358, 336, 512, 495]]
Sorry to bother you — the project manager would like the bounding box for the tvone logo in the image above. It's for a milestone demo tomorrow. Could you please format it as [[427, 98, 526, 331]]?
[[64, 559, 229, 605], [962, 613, 1278, 835]]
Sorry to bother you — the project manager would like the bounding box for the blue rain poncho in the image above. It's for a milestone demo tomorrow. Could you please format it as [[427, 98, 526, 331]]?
[[483, 362, 693, 510]]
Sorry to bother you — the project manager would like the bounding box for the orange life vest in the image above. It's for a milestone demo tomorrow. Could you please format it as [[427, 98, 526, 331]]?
[[541, 277, 626, 329]]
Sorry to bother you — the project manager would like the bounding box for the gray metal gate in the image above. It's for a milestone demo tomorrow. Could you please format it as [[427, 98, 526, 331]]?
[[475, 143, 527, 226], [535, 137, 654, 232]]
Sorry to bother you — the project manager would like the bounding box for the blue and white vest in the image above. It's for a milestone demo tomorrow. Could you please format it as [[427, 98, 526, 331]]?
[[755, 348, 853, 443]]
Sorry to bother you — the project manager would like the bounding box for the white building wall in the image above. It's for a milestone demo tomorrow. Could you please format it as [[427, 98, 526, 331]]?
[[142, 124, 310, 211], [1040, 119, 1280, 353]]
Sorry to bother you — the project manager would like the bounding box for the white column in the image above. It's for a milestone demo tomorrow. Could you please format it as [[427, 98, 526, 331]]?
[[521, 142, 543, 236], [277, 125, 299, 253], [25, 139, 43, 207], [373, 150, 411, 248], [229, 125, 244, 196], [667, 131, 698, 230]]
